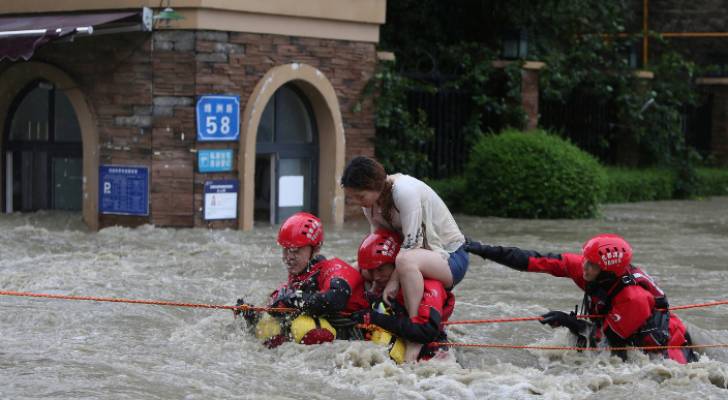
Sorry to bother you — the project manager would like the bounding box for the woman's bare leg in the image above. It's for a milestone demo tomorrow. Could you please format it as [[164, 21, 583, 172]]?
[[395, 249, 453, 316]]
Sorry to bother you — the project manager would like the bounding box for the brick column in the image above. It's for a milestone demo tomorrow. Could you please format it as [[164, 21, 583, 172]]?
[[493, 60, 544, 130], [151, 31, 196, 227], [711, 86, 728, 165], [521, 64, 542, 130]]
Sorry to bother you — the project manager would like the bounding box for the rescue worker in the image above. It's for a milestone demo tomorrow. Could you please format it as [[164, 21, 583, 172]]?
[[235, 212, 369, 347], [351, 229, 455, 363], [466, 234, 698, 363]]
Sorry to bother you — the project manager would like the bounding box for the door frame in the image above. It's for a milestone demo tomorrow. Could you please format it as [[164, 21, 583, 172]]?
[[240, 63, 345, 230]]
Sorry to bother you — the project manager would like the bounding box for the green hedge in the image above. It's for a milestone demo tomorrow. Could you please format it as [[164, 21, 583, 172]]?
[[428, 151, 728, 214], [463, 129, 607, 218], [426, 176, 468, 213], [603, 167, 675, 203], [603, 167, 728, 203], [694, 168, 728, 196]]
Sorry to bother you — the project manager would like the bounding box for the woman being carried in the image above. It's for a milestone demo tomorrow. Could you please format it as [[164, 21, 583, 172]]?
[[341, 156, 469, 361]]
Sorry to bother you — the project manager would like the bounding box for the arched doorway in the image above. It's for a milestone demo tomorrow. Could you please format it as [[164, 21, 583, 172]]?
[[239, 63, 346, 231], [254, 84, 319, 224], [4, 80, 83, 212]]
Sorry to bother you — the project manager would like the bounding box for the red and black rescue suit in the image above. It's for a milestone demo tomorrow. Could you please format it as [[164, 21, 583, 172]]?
[[356, 279, 455, 361], [266, 255, 369, 340], [467, 243, 698, 364]]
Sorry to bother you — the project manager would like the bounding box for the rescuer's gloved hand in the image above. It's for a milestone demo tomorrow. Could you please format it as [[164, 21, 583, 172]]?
[[540, 310, 587, 336], [234, 298, 259, 325], [350, 309, 372, 325], [273, 288, 308, 310]]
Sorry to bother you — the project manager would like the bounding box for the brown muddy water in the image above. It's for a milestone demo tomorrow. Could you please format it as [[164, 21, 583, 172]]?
[[1, 197, 727, 399]]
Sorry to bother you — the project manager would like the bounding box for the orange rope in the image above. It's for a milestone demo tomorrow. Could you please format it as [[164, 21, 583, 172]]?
[[444, 300, 728, 326], [430, 342, 728, 351], [444, 316, 543, 325], [668, 299, 728, 311], [0, 290, 293, 313], [1, 290, 725, 325]]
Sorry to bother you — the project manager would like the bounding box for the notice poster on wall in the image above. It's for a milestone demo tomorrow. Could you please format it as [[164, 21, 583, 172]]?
[[204, 179, 238, 220], [99, 165, 149, 216], [198, 149, 233, 173], [279, 175, 304, 207]]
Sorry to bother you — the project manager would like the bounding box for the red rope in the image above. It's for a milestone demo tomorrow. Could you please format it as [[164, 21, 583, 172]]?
[[668, 299, 728, 311], [0, 290, 293, 313], [444, 300, 728, 326], [429, 342, 728, 351], [1, 290, 725, 326]]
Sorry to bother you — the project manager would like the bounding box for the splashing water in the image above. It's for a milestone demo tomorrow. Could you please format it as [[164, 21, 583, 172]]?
[[1, 198, 728, 399]]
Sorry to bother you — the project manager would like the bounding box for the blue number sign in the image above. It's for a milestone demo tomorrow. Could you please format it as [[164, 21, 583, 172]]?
[[198, 149, 233, 173], [196, 95, 240, 141], [99, 165, 149, 216]]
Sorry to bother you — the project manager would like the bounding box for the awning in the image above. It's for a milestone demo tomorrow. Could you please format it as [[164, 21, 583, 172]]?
[[0, 9, 152, 62]]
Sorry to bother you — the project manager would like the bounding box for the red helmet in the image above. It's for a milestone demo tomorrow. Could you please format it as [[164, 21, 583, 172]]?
[[277, 212, 324, 248], [582, 234, 633, 275], [358, 229, 401, 270]]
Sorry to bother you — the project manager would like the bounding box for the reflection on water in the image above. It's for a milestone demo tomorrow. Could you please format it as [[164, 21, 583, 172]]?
[[1, 199, 728, 399]]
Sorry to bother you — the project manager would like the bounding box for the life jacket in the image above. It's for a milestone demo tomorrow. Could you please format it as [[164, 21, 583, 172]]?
[[393, 279, 454, 361], [273, 255, 369, 314], [581, 265, 696, 363], [582, 266, 666, 318], [270, 255, 369, 340]]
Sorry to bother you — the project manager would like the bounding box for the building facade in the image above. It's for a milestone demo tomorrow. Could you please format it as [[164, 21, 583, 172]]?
[[0, 1, 385, 230]]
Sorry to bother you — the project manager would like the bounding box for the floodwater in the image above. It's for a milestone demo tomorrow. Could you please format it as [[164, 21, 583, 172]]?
[[1, 198, 728, 400]]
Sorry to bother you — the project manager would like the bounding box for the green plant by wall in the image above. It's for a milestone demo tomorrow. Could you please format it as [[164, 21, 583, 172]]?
[[464, 129, 607, 218], [358, 61, 435, 177]]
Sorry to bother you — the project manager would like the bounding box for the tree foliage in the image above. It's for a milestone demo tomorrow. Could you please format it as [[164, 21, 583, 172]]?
[[373, 0, 702, 186]]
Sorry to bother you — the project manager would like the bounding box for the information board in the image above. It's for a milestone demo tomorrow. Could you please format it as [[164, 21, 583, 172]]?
[[198, 149, 234, 172], [204, 179, 238, 220], [99, 165, 149, 216], [196, 95, 240, 141]]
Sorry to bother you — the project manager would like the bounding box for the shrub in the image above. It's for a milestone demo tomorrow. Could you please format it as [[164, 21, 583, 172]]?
[[426, 176, 468, 213], [603, 168, 675, 203], [464, 129, 607, 218], [694, 168, 728, 196]]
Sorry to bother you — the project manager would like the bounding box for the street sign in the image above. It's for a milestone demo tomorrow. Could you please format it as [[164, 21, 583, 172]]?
[[196, 95, 240, 141], [99, 165, 149, 216], [198, 149, 233, 172], [204, 179, 238, 220]]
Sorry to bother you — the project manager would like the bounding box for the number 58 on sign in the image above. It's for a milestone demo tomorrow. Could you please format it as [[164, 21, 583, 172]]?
[[196, 95, 240, 141]]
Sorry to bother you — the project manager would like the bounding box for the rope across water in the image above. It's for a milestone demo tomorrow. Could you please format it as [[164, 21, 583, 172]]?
[[2, 290, 727, 351]]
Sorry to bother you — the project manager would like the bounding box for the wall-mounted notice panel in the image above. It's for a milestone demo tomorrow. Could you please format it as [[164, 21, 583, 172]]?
[[99, 165, 149, 216], [198, 149, 233, 173], [204, 179, 238, 220]]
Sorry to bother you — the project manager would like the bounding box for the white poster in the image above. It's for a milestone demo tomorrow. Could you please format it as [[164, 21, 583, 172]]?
[[279, 175, 304, 207], [204, 191, 237, 220]]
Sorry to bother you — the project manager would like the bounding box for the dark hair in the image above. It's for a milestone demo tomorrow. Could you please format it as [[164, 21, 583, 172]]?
[[341, 156, 397, 226], [341, 156, 386, 191]]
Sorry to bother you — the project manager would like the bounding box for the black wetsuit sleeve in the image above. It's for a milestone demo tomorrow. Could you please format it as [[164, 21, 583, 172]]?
[[369, 309, 442, 344], [301, 278, 351, 316], [468, 243, 561, 272], [604, 327, 629, 361]]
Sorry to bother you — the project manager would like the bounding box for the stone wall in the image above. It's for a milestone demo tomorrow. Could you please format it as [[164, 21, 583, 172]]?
[[19, 29, 376, 228]]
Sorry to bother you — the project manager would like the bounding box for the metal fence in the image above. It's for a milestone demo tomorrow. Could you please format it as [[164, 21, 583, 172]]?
[[399, 86, 713, 178], [539, 94, 619, 164], [406, 88, 473, 179]]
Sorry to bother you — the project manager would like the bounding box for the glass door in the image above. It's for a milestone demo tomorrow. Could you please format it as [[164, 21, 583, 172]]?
[[255, 84, 318, 224], [4, 80, 82, 212]]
